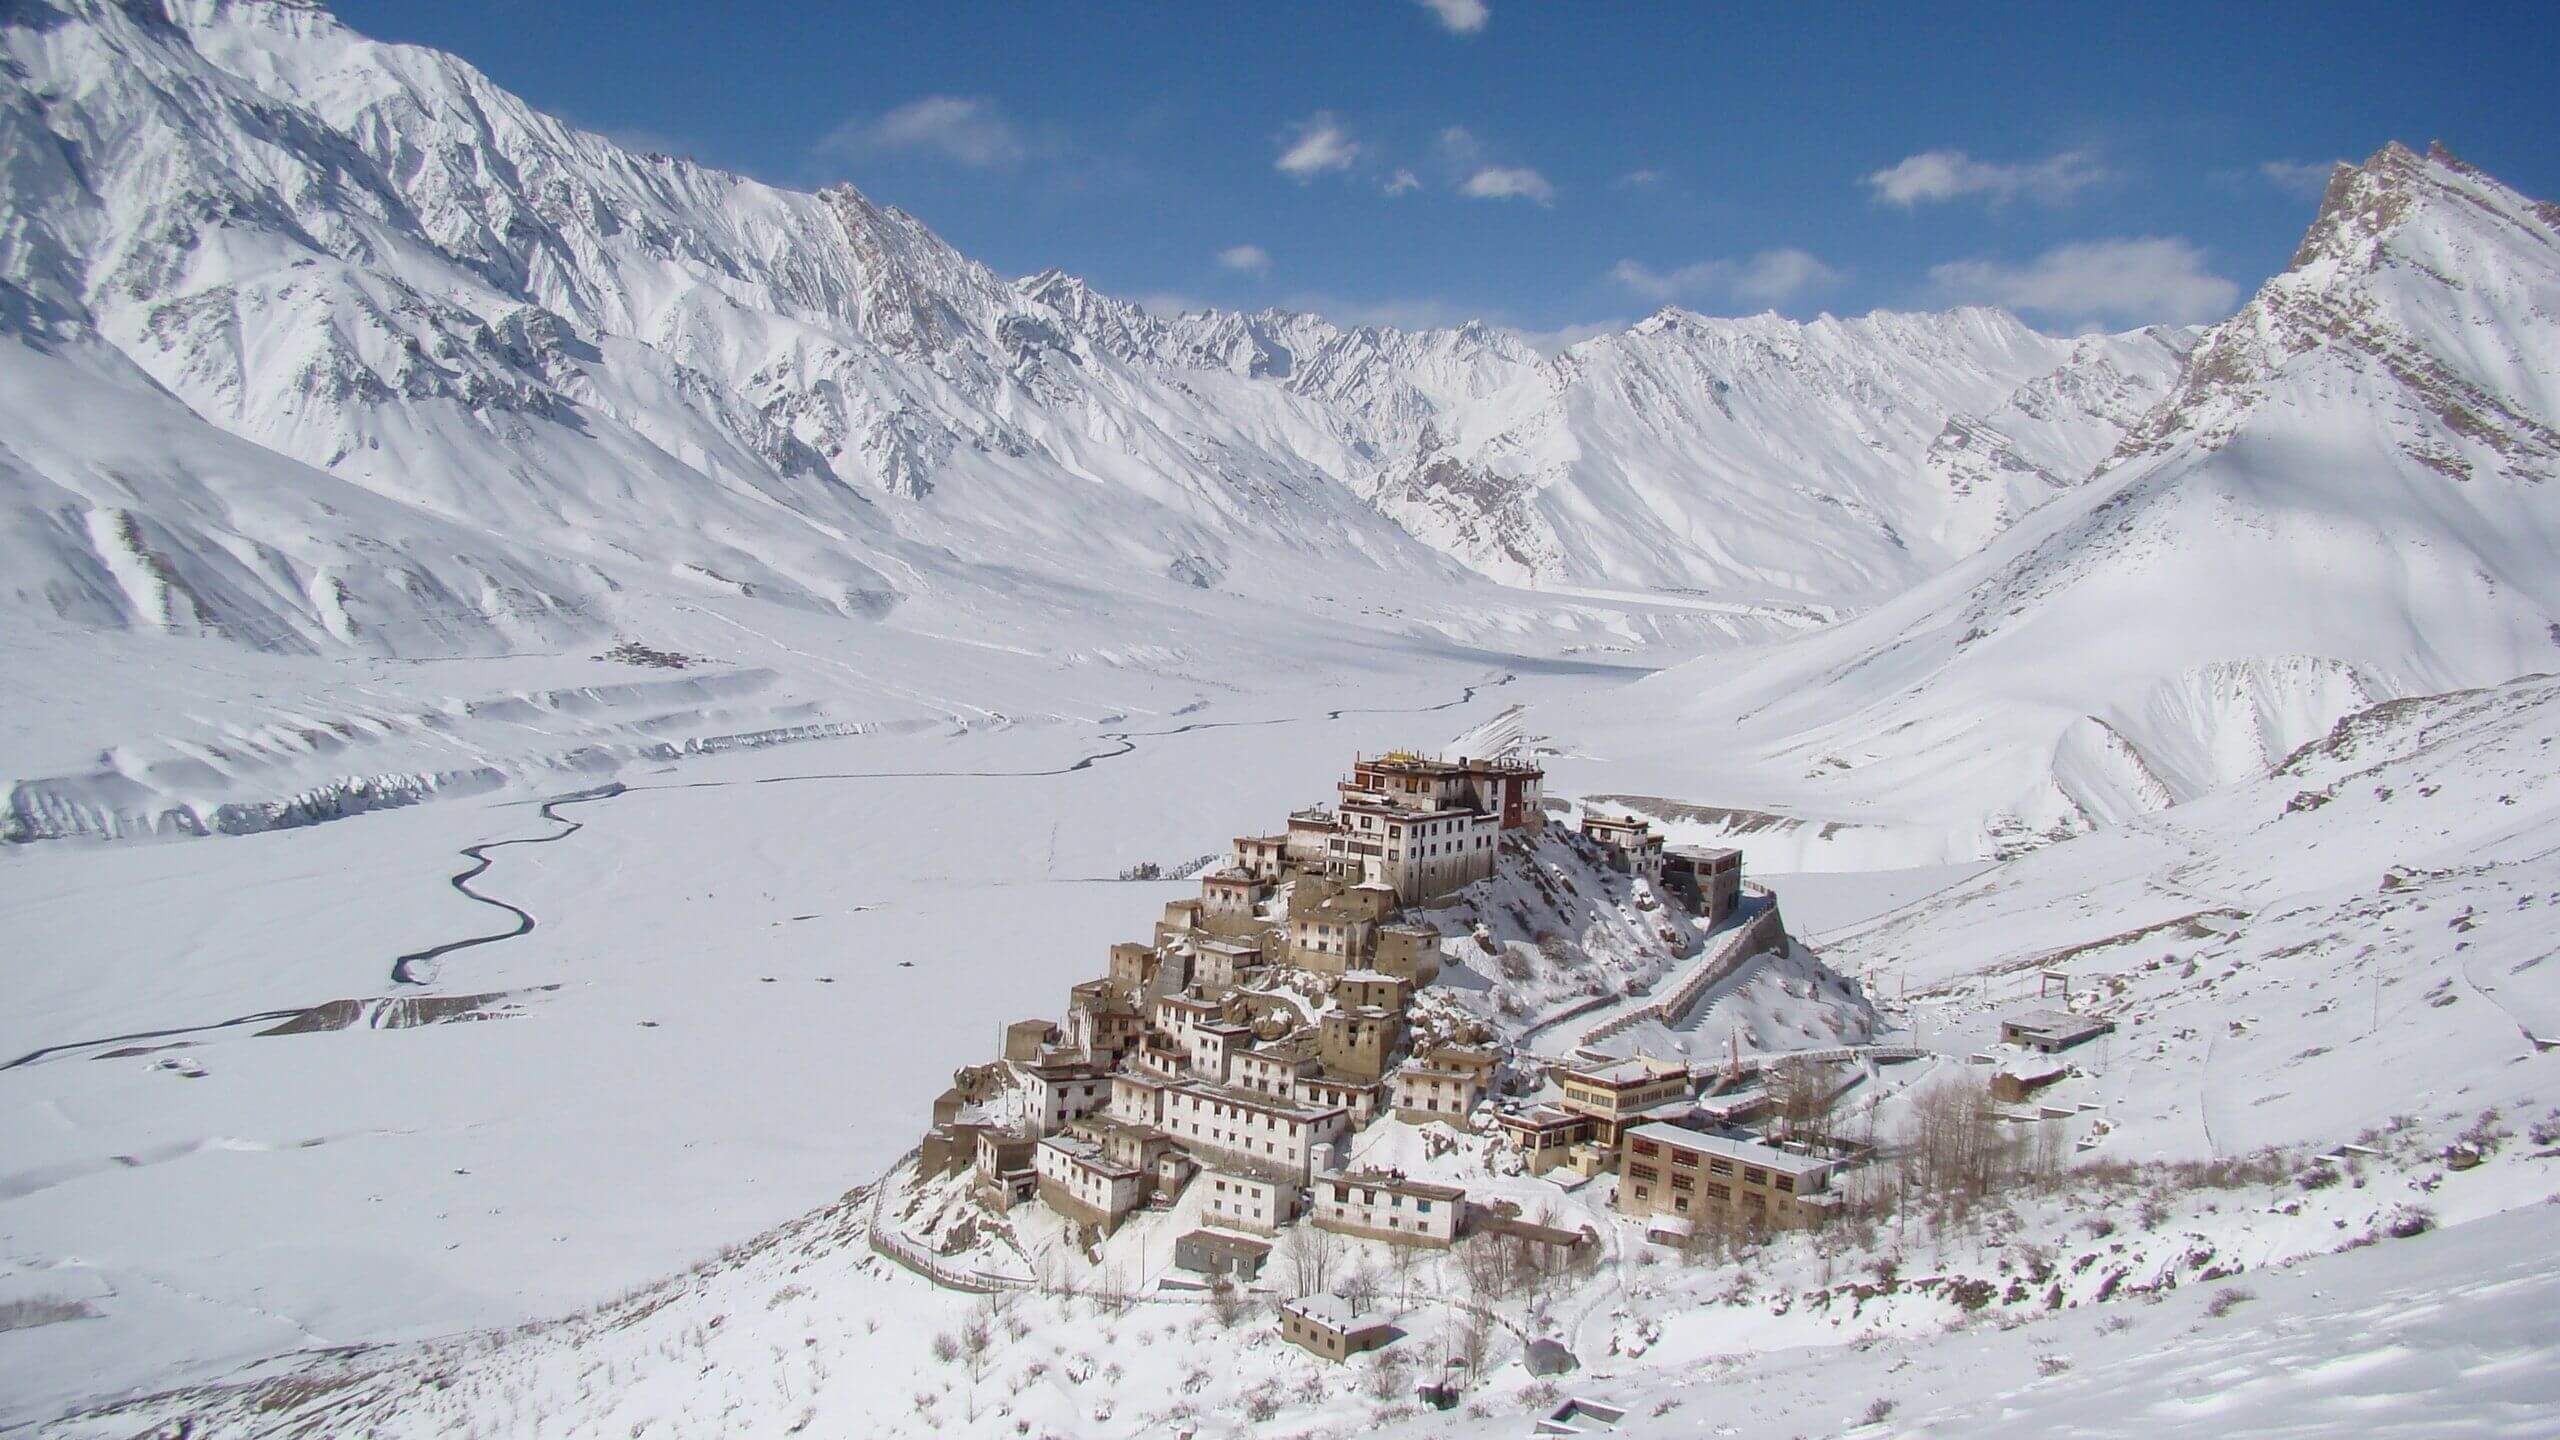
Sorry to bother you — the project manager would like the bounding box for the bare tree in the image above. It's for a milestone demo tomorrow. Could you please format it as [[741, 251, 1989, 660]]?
[[955, 1309, 996, 1421], [1898, 1071, 2013, 1222], [1279, 1224, 1344, 1298], [1341, 1262, 1380, 1312], [1387, 1234, 1424, 1305], [1450, 1317, 1490, 1378], [1366, 1347, 1411, 1403], [1210, 1277, 1248, 1329], [1764, 1057, 1842, 1146], [1457, 1233, 1515, 1305]]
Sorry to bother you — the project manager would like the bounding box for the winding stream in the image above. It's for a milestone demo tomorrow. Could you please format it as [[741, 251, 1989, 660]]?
[[4, 675, 1514, 1072]]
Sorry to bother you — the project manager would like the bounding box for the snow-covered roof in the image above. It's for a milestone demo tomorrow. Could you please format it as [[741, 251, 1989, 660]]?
[[1282, 1293, 1393, 1333], [1320, 1167, 1465, 1202], [2003, 1009, 2114, 1041], [1561, 1055, 1688, 1087], [1177, 1228, 1271, 1260], [1625, 1124, 1832, 1177]]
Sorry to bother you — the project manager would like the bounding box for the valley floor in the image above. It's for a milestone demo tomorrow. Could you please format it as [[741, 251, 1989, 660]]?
[[0, 658, 1605, 1427], [11, 656, 2560, 1436]]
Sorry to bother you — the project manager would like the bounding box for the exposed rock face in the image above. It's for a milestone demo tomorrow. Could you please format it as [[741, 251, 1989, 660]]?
[[2111, 142, 2560, 484]]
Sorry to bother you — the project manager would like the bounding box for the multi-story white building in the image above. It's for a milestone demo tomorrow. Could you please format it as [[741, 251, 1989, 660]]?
[[1158, 1081, 1348, 1181], [1232, 833, 1290, 880], [1010, 1055, 1113, 1134], [1582, 812, 1666, 881], [1199, 1164, 1299, 1234], [1190, 1021, 1254, 1083], [1197, 870, 1268, 931], [1389, 1055, 1490, 1124], [1329, 801, 1501, 904], [1033, 1134, 1143, 1232], [1230, 1037, 1320, 1102], [1190, 935, 1262, 991], [1311, 1168, 1465, 1247], [1152, 991, 1223, 1055]]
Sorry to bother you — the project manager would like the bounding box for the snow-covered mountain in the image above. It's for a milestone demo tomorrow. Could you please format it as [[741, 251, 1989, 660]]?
[[1561, 142, 2560, 862], [12, 0, 2554, 870], [1, 0, 2203, 682], [1375, 308, 2191, 598]]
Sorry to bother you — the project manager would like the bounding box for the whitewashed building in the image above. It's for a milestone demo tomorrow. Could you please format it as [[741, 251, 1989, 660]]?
[[1311, 1168, 1465, 1247], [1159, 1081, 1349, 1181]]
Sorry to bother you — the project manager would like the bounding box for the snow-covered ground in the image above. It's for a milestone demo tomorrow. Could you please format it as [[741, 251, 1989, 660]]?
[[0, 663, 1613, 1425], [17, 666, 2560, 1435], [6, 2, 2560, 1433]]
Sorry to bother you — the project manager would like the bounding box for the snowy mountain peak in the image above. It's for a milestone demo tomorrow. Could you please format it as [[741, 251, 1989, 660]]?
[[2116, 140, 2560, 483], [2288, 140, 2557, 275], [1579, 146, 2560, 862]]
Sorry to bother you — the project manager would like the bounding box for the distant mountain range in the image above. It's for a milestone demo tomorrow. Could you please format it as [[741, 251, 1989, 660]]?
[[5, 0, 2192, 660], [6, 1, 2558, 864]]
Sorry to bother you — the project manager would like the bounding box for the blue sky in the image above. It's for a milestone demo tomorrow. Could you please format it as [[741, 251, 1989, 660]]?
[[336, 0, 2557, 346]]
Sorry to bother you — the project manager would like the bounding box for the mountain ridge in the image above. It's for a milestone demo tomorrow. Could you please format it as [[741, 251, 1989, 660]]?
[[5, 0, 2204, 663], [1557, 139, 2560, 863]]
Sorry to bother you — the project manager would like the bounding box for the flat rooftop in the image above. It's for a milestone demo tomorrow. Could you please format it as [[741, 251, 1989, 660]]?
[[1177, 1228, 1272, 1260], [1283, 1293, 1392, 1332], [1322, 1167, 1465, 1201], [1625, 1123, 1833, 1177], [2005, 1009, 2115, 1038]]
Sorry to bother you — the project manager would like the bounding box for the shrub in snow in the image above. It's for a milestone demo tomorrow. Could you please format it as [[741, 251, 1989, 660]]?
[[2385, 1204, 2436, 1239], [0, 1296, 96, 1332], [2205, 1286, 2256, 1318]]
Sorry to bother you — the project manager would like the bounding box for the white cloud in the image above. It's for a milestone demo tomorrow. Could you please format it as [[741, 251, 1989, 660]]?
[[2258, 158, 2342, 198], [1462, 165, 1555, 205], [1276, 112, 1359, 180], [1928, 237, 2239, 326], [822, 95, 1025, 169], [1383, 169, 1422, 196], [1864, 148, 2107, 208], [1217, 244, 1272, 275], [1415, 0, 1489, 34], [1608, 249, 1842, 307], [1615, 168, 1664, 188]]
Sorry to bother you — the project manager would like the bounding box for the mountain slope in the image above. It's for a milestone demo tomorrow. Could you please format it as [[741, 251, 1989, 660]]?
[[1, 0, 2210, 678], [1374, 308, 2191, 597], [2, 0, 1480, 655], [1557, 143, 2560, 863]]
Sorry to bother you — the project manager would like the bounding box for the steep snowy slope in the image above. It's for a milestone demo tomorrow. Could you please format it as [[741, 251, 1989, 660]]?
[[1, 0, 2209, 685], [1374, 309, 2191, 595], [1, 0, 1469, 652], [1824, 670, 2560, 1156], [1558, 143, 2560, 862]]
